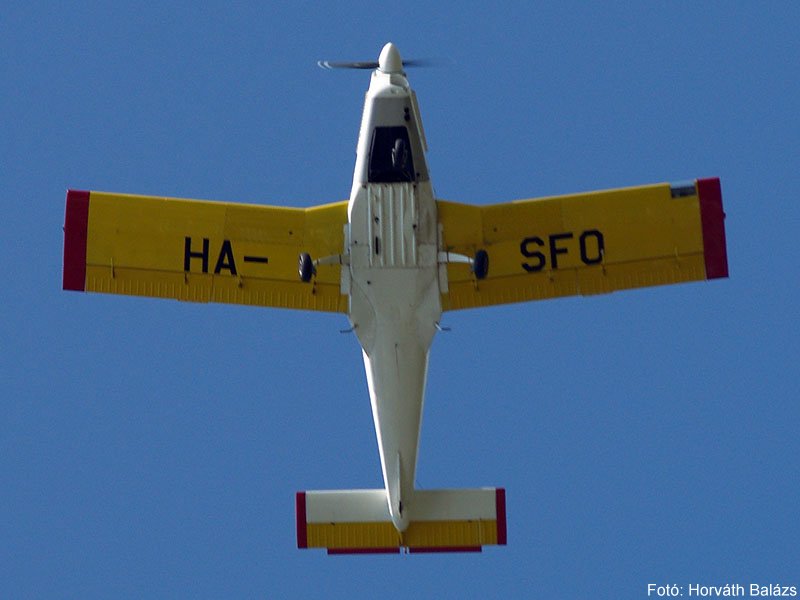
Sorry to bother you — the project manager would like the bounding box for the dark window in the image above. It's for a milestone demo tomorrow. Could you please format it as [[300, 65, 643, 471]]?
[[368, 126, 415, 183]]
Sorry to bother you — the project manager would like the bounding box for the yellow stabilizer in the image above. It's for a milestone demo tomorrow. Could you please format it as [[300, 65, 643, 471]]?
[[296, 488, 506, 554]]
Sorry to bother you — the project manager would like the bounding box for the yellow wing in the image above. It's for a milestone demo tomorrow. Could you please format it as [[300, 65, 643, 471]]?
[[438, 178, 727, 311], [63, 190, 348, 312]]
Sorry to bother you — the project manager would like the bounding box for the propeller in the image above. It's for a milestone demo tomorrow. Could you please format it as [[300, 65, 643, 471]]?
[[317, 58, 434, 70], [318, 43, 436, 73]]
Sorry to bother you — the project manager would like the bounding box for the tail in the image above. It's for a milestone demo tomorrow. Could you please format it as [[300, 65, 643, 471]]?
[[296, 487, 506, 554]]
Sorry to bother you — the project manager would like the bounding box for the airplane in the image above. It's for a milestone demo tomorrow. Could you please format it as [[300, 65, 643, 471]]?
[[62, 42, 728, 554]]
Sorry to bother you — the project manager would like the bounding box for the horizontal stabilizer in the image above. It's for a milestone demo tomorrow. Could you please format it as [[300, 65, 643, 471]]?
[[296, 488, 506, 554]]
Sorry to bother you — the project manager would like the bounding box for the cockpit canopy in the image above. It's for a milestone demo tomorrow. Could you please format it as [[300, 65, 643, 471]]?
[[368, 126, 416, 183]]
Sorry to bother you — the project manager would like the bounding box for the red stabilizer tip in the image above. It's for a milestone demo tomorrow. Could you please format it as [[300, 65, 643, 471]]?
[[496, 488, 507, 545], [296, 492, 308, 549], [697, 178, 728, 279], [63, 190, 90, 291]]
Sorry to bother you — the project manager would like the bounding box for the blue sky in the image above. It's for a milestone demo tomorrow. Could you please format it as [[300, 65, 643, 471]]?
[[3, 2, 799, 598]]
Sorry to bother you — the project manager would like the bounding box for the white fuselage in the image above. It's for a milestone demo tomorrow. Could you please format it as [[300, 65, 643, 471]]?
[[344, 54, 442, 531]]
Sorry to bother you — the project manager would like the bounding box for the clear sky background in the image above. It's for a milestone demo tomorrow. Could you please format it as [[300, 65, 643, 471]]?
[[3, 3, 799, 598]]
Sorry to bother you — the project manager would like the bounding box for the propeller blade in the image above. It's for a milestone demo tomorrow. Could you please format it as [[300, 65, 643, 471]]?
[[400, 59, 437, 68], [317, 60, 379, 70]]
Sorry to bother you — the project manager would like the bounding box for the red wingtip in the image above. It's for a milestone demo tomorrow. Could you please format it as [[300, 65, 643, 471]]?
[[697, 178, 728, 279], [63, 190, 90, 291]]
